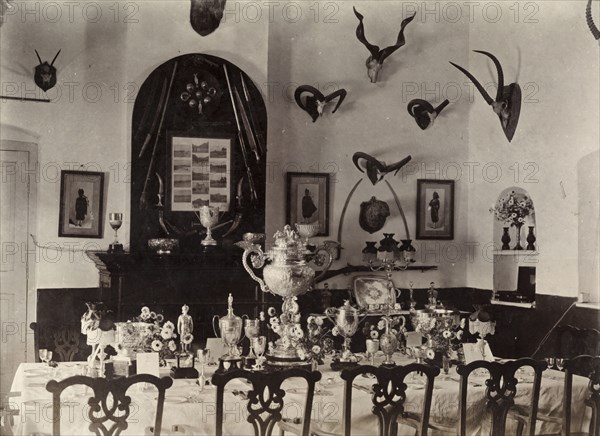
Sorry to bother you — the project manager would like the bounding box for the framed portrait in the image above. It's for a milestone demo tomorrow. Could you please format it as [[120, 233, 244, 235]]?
[[286, 172, 330, 236], [167, 132, 233, 212], [58, 171, 105, 238], [416, 179, 455, 240]]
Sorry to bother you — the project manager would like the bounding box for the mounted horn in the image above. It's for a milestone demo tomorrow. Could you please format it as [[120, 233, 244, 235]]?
[[33, 49, 60, 92], [587, 0, 600, 42], [407, 99, 450, 130], [450, 50, 521, 142], [352, 152, 411, 185], [294, 85, 347, 122], [353, 7, 416, 83]]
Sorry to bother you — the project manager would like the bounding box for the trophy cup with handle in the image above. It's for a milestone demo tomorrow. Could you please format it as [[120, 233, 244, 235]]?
[[325, 300, 367, 363], [199, 205, 219, 246], [212, 294, 244, 370]]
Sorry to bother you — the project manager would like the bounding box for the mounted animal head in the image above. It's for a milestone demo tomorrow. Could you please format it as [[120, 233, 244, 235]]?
[[294, 85, 347, 122], [587, 0, 600, 43], [353, 7, 416, 83], [190, 0, 226, 37], [34, 49, 60, 92], [407, 99, 450, 130], [352, 152, 412, 185], [450, 50, 521, 142]]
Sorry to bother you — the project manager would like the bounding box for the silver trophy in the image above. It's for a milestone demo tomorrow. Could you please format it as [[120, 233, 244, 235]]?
[[199, 205, 219, 246], [325, 300, 367, 362], [212, 294, 244, 361]]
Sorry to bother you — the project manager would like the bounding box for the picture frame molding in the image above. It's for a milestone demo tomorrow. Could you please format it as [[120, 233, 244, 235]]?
[[58, 170, 105, 238], [416, 178, 455, 240], [286, 172, 330, 237]]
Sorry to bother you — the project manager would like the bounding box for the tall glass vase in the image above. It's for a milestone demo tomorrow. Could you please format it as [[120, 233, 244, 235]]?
[[513, 223, 524, 250]]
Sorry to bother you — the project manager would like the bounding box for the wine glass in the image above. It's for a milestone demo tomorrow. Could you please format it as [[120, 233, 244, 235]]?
[[244, 319, 260, 360], [39, 349, 48, 365], [196, 349, 210, 391], [109, 213, 123, 243], [363, 339, 380, 379], [251, 336, 266, 371], [555, 358, 565, 371], [545, 357, 555, 370]]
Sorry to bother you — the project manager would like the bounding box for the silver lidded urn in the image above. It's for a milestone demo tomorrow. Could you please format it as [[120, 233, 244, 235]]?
[[237, 225, 333, 365], [212, 293, 243, 361]]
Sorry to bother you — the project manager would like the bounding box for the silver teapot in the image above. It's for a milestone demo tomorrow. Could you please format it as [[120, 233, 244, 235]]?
[[212, 293, 244, 361]]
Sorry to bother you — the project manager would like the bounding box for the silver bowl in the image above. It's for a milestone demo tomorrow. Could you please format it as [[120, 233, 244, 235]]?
[[147, 238, 179, 254]]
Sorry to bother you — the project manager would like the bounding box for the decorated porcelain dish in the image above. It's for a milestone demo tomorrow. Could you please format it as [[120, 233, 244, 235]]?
[[353, 276, 396, 311]]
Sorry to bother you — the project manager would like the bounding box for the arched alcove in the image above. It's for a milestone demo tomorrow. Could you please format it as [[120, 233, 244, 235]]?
[[129, 54, 267, 253], [492, 186, 537, 302]]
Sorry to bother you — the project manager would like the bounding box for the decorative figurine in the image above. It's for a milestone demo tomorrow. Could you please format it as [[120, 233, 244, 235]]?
[[353, 7, 416, 83], [427, 282, 438, 308], [294, 85, 347, 122], [177, 304, 194, 353], [352, 152, 412, 185], [450, 51, 521, 142], [407, 99, 450, 130]]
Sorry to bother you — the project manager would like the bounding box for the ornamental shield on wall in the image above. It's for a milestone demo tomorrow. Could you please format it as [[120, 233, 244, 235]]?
[[359, 196, 390, 234], [34, 50, 60, 92]]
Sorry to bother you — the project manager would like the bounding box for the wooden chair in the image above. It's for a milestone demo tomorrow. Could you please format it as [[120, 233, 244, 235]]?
[[30, 322, 87, 362], [337, 363, 440, 436], [0, 393, 20, 436], [521, 355, 600, 436], [556, 325, 600, 358], [211, 367, 321, 436], [45, 374, 173, 435]]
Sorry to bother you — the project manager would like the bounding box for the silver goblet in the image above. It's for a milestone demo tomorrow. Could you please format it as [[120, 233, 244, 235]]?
[[244, 319, 260, 360], [108, 213, 124, 253], [252, 336, 267, 371], [199, 206, 219, 246]]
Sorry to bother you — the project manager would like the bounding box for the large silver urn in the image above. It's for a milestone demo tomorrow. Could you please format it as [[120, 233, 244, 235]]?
[[237, 225, 332, 365]]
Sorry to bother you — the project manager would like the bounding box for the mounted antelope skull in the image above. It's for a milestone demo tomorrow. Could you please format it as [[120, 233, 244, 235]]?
[[352, 152, 412, 185], [294, 85, 347, 122], [587, 0, 600, 43], [450, 51, 521, 142], [34, 49, 60, 92], [353, 7, 416, 83], [190, 0, 226, 37], [407, 99, 450, 130]]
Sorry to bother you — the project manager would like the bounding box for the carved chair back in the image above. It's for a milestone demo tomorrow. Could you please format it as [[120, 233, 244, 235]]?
[[562, 355, 600, 436], [556, 325, 600, 358], [45, 374, 173, 436], [211, 367, 321, 436], [30, 322, 87, 362], [339, 363, 440, 436], [456, 358, 546, 436]]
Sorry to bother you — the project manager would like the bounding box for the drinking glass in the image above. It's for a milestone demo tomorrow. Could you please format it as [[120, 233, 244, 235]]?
[[196, 349, 210, 391], [108, 213, 123, 245], [555, 358, 565, 371], [39, 349, 48, 364], [545, 357, 555, 370], [251, 336, 266, 371], [366, 339, 379, 366]]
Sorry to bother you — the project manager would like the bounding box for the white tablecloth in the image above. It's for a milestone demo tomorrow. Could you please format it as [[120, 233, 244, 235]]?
[[7, 355, 592, 436]]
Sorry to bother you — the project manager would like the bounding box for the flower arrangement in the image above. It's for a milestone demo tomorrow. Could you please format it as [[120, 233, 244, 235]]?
[[362, 315, 407, 346], [412, 314, 467, 360], [489, 190, 534, 227], [297, 315, 334, 364], [266, 303, 303, 352], [116, 306, 182, 366]]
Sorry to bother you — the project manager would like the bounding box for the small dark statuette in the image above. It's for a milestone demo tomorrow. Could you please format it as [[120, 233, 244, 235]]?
[[359, 196, 390, 234]]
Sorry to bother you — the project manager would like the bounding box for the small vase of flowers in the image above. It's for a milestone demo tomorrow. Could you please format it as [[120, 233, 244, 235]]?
[[490, 190, 534, 250]]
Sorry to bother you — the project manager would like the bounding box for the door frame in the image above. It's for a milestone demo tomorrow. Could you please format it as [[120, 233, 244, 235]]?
[[0, 140, 38, 361]]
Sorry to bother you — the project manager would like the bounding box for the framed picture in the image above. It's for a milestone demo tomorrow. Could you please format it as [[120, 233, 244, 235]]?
[[416, 179, 455, 240], [286, 172, 330, 236], [58, 170, 105, 238], [167, 132, 233, 212]]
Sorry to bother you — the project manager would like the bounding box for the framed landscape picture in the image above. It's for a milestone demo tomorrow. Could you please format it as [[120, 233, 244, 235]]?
[[167, 132, 233, 212], [286, 172, 329, 236], [416, 179, 455, 240], [58, 170, 105, 238]]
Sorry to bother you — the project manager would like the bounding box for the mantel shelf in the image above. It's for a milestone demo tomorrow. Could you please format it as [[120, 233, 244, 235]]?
[[316, 263, 438, 283], [492, 250, 538, 256]]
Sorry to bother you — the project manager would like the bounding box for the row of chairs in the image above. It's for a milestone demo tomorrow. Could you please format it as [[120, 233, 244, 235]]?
[[4, 355, 596, 436]]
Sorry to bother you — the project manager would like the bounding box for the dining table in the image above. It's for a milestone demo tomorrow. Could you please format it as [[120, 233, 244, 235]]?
[[8, 353, 592, 436]]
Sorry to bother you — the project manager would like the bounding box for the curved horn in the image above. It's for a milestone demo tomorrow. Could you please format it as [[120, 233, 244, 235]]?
[[294, 85, 323, 111], [434, 99, 450, 114], [407, 99, 434, 115], [50, 49, 61, 66], [474, 50, 504, 101], [379, 12, 416, 62], [323, 88, 347, 113], [388, 155, 412, 176], [353, 7, 380, 58], [449, 61, 494, 106], [352, 152, 386, 184], [587, 0, 600, 40], [34, 50, 42, 64]]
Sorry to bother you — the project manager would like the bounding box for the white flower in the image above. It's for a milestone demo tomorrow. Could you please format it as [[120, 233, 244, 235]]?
[[182, 333, 194, 345], [259, 311, 265, 321], [426, 349, 436, 360], [270, 317, 279, 325], [151, 340, 163, 352], [315, 317, 324, 326], [161, 329, 172, 340], [150, 311, 157, 319], [442, 330, 452, 339], [460, 318, 466, 329], [307, 316, 315, 325], [163, 321, 175, 331], [156, 314, 164, 323], [332, 326, 339, 336], [168, 340, 177, 352], [297, 348, 306, 360], [377, 320, 385, 330], [456, 330, 463, 340], [268, 307, 277, 316], [312, 345, 321, 354], [370, 330, 379, 339]]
